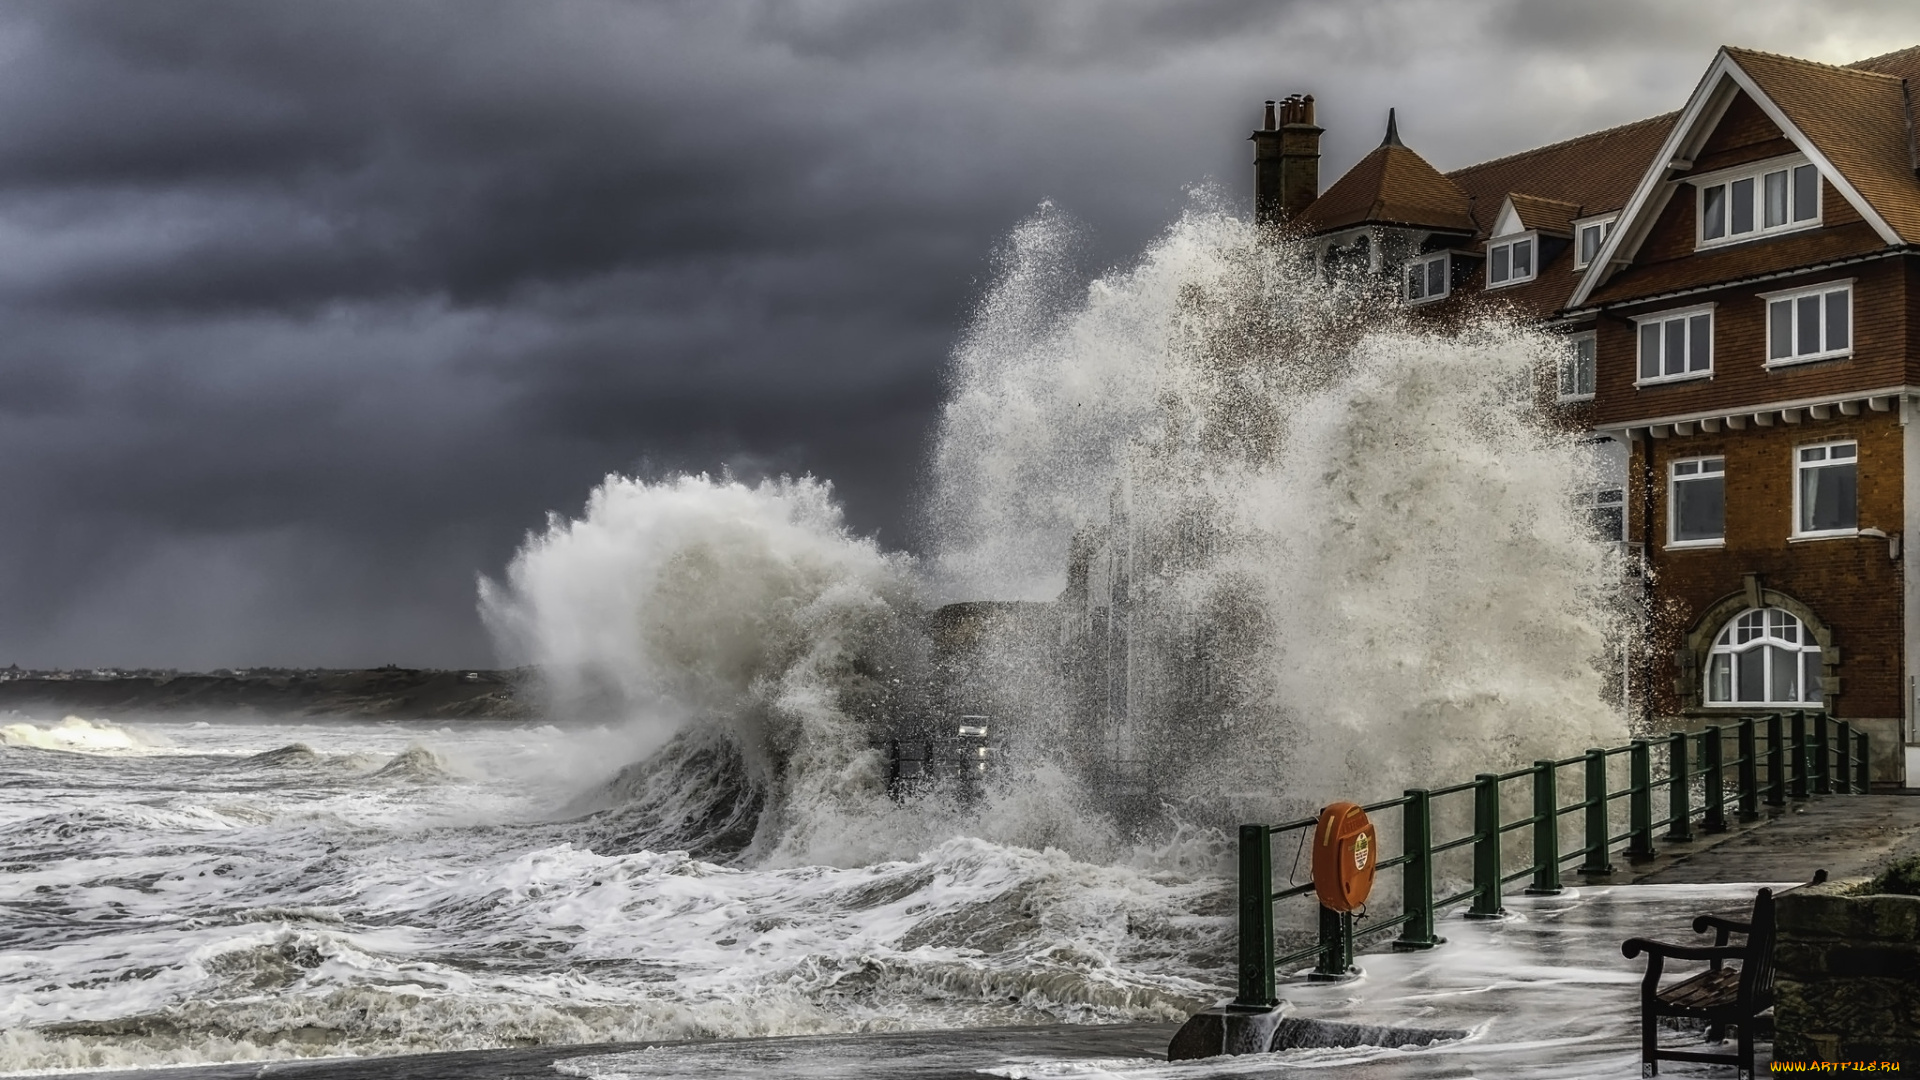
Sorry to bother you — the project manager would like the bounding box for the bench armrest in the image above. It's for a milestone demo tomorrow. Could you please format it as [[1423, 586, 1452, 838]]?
[[1622, 938, 1748, 962], [1691, 914, 1752, 936]]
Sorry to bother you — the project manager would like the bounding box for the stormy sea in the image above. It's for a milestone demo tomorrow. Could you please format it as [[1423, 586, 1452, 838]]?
[[0, 201, 1630, 1072]]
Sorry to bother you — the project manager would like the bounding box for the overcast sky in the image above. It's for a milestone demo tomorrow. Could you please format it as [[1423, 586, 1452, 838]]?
[[6, 0, 1920, 670]]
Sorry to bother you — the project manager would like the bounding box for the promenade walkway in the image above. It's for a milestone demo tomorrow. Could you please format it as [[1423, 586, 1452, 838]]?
[[61, 796, 1920, 1080]]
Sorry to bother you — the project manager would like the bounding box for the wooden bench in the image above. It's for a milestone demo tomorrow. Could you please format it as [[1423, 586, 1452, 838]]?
[[1621, 871, 1826, 1079]]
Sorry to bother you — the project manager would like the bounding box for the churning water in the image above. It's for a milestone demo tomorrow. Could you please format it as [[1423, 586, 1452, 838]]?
[[1, 202, 1628, 1072]]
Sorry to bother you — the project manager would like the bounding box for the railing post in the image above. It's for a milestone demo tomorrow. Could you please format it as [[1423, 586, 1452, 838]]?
[[1665, 731, 1693, 842], [1393, 789, 1440, 950], [1813, 712, 1831, 795], [1468, 773, 1504, 917], [1737, 716, 1760, 822], [1580, 748, 1614, 876], [1233, 823, 1276, 1009], [1856, 730, 1871, 792], [1766, 712, 1787, 808], [1703, 725, 1728, 833], [1835, 721, 1852, 794], [1790, 711, 1810, 801], [1528, 760, 1562, 895], [1628, 739, 1656, 861], [1314, 904, 1355, 979]]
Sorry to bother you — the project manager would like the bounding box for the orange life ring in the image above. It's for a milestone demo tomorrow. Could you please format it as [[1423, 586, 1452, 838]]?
[[1311, 801, 1377, 912]]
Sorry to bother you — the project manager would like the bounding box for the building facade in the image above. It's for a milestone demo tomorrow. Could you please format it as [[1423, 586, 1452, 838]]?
[[1262, 45, 1920, 786]]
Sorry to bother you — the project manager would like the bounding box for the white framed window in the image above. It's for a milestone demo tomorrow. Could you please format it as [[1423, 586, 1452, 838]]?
[[1574, 436, 1626, 542], [1763, 281, 1852, 367], [1634, 304, 1713, 385], [1486, 233, 1536, 288], [1404, 252, 1449, 304], [1574, 216, 1618, 270], [1794, 441, 1858, 538], [1558, 333, 1596, 401], [1704, 607, 1824, 706], [1697, 156, 1819, 248], [1668, 457, 1725, 547]]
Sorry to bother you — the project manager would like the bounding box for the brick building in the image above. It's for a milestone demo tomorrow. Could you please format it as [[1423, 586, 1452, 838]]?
[[1260, 44, 1920, 787]]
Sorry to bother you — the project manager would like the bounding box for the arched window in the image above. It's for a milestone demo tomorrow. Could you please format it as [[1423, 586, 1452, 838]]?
[[1704, 608, 1823, 706]]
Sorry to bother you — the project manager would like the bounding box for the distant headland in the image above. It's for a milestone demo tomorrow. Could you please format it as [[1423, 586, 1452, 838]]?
[[0, 665, 528, 719]]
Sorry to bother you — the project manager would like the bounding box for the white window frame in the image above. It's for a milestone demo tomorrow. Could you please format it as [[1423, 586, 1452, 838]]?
[[1573, 215, 1618, 271], [1557, 332, 1596, 402], [1632, 303, 1715, 386], [1667, 456, 1726, 549], [1792, 439, 1859, 540], [1404, 252, 1450, 305], [1703, 607, 1824, 707], [1694, 154, 1821, 250], [1760, 279, 1853, 368], [1485, 231, 1538, 288]]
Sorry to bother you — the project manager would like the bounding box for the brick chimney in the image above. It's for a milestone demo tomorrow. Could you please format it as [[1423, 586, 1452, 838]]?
[[1251, 94, 1322, 227]]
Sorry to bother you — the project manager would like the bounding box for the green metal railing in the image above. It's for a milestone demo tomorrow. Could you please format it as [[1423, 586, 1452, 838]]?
[[1227, 711, 1871, 1008]]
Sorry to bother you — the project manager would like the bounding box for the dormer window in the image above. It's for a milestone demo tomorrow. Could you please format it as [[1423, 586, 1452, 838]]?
[[1486, 233, 1536, 288], [1574, 216, 1617, 270], [1404, 252, 1450, 304], [1696, 156, 1819, 247]]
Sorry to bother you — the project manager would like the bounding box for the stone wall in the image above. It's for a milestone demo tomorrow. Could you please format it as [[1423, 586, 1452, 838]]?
[[1774, 879, 1920, 1067]]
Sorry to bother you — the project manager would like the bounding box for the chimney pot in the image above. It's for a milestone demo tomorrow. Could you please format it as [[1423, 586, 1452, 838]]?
[[1264, 100, 1277, 130]]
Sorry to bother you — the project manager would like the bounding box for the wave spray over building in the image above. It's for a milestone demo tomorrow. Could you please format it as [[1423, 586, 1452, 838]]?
[[483, 197, 1631, 867]]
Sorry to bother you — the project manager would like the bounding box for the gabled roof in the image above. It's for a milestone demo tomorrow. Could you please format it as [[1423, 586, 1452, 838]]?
[[1296, 132, 1476, 235], [1731, 48, 1920, 243], [1571, 47, 1918, 308], [1502, 193, 1583, 237]]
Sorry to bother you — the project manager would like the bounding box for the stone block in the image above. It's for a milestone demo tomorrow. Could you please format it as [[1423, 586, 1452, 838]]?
[[1166, 1005, 1287, 1061]]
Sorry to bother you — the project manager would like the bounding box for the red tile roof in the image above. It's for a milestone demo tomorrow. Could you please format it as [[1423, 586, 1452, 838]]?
[[1295, 142, 1476, 234], [1727, 47, 1920, 244]]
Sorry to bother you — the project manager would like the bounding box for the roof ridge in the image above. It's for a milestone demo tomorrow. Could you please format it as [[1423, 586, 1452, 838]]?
[[1849, 43, 1920, 70], [1725, 44, 1902, 82], [1446, 111, 1678, 179]]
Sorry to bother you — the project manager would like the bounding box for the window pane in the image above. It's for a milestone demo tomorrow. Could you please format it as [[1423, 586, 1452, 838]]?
[[1640, 323, 1661, 379], [1803, 651, 1823, 703], [1731, 177, 1755, 233], [1689, 314, 1711, 371], [1703, 185, 1727, 239], [1580, 225, 1599, 264], [1408, 265, 1424, 298], [1737, 648, 1765, 701], [1797, 295, 1822, 355], [1513, 239, 1532, 277], [1559, 352, 1575, 395], [1803, 461, 1859, 532], [1768, 645, 1798, 702], [1709, 653, 1732, 702], [1665, 319, 1686, 375], [1793, 164, 1818, 221], [1769, 299, 1793, 360], [1429, 258, 1445, 295], [1765, 170, 1788, 227], [1831, 443, 1856, 460], [1576, 338, 1596, 395], [1491, 245, 1510, 283], [1591, 504, 1623, 541], [1825, 289, 1849, 351], [1674, 475, 1726, 541]]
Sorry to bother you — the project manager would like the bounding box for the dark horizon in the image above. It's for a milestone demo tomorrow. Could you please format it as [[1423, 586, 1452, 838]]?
[[4, 1, 1915, 670]]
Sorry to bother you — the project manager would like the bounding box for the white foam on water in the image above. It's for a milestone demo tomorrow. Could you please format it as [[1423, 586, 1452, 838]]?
[[0, 715, 171, 755]]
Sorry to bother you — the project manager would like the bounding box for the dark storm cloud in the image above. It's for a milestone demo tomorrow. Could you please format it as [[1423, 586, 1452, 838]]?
[[5, 0, 1920, 669]]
